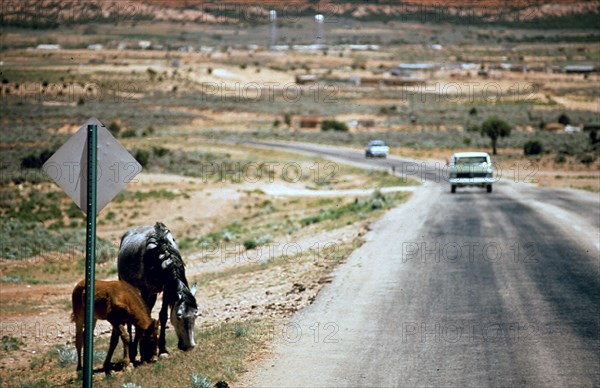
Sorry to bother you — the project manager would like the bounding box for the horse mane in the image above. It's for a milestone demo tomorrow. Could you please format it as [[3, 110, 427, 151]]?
[[146, 222, 187, 282], [148, 222, 196, 308], [176, 279, 198, 309]]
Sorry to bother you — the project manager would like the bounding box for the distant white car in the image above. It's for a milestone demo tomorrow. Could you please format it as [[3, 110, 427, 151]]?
[[365, 140, 389, 158], [448, 152, 494, 193]]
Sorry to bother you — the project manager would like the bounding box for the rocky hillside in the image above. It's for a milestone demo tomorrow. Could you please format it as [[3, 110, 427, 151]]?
[[2, 0, 599, 28]]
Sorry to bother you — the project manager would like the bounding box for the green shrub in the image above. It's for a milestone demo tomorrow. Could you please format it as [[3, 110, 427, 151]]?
[[558, 113, 571, 126], [152, 146, 170, 157], [52, 345, 76, 367], [191, 373, 212, 388], [524, 140, 543, 156], [108, 121, 121, 137], [579, 153, 596, 166], [121, 129, 137, 138], [321, 120, 348, 132], [21, 149, 54, 169], [243, 239, 257, 250], [1, 336, 22, 351], [134, 149, 150, 168], [554, 153, 566, 164]]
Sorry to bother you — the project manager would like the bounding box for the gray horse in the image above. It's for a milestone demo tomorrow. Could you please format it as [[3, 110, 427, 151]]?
[[118, 222, 198, 357]]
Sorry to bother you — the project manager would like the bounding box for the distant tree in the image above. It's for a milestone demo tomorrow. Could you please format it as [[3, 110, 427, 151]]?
[[283, 113, 292, 128], [590, 129, 598, 145], [480, 117, 512, 155], [558, 113, 571, 126]]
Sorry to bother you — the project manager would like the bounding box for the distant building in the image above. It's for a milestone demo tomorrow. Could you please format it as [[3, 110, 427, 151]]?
[[348, 44, 380, 51], [36, 44, 61, 50], [138, 40, 152, 49], [583, 123, 600, 131], [87, 44, 103, 50], [300, 117, 321, 128], [544, 123, 565, 132], [398, 63, 436, 71], [564, 65, 596, 74], [564, 125, 582, 133], [358, 119, 376, 128], [295, 74, 317, 84]]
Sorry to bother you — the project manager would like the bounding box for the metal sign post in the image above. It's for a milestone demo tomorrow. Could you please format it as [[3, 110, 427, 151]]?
[[42, 118, 142, 386], [83, 124, 97, 388]]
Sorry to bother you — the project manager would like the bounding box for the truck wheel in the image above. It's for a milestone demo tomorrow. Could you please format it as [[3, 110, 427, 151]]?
[[486, 184, 492, 193], [451, 185, 456, 193]]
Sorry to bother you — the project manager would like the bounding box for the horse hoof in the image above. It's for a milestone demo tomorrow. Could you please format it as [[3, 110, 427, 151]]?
[[159, 353, 170, 359], [125, 364, 134, 372]]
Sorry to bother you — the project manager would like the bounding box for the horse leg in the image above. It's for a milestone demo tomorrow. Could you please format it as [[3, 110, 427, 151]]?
[[103, 325, 121, 374], [127, 323, 136, 365], [130, 293, 157, 363], [80, 319, 97, 371], [75, 320, 83, 371], [117, 324, 131, 369], [158, 299, 169, 355]]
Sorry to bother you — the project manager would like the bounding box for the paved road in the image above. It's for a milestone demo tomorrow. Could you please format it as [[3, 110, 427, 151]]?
[[244, 141, 600, 387]]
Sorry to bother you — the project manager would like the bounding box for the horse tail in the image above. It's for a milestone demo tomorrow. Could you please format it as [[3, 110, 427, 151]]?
[[71, 280, 85, 323]]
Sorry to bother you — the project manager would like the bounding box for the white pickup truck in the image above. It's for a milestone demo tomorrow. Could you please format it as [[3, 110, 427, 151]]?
[[448, 152, 494, 193], [365, 140, 389, 158]]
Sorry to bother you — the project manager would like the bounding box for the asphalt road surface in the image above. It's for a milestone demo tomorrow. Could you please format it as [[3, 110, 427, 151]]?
[[244, 141, 599, 388]]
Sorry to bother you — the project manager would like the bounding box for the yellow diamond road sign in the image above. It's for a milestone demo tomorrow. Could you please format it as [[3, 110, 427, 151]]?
[[42, 117, 142, 213]]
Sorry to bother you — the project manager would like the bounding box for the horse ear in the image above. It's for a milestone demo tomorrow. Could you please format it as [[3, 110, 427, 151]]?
[[190, 282, 197, 296]]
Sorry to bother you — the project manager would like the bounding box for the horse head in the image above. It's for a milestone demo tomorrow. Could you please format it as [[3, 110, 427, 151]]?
[[170, 280, 198, 351], [139, 319, 159, 363]]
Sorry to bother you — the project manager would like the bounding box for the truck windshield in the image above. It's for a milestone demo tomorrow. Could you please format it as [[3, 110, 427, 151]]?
[[456, 157, 487, 165]]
